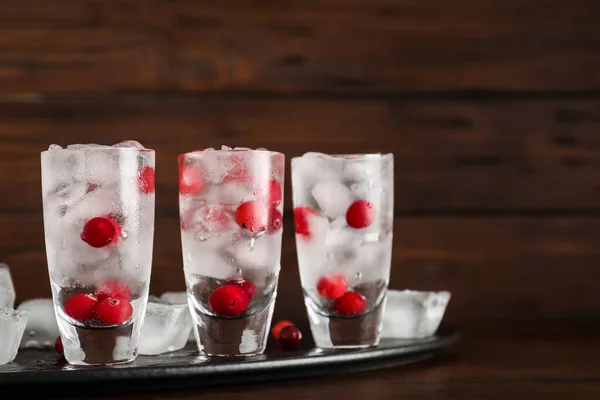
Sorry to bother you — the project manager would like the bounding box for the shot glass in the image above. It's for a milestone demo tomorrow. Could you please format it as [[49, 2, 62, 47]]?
[[291, 152, 394, 348], [41, 143, 155, 365], [178, 146, 284, 357]]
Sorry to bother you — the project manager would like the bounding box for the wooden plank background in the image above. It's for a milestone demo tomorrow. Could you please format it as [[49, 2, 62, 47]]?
[[1, 0, 599, 325]]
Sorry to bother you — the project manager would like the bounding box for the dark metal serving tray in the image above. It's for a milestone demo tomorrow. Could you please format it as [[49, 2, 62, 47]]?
[[0, 325, 460, 396]]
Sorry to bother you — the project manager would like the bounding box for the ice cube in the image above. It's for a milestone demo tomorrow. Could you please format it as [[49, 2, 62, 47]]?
[[60, 225, 114, 273], [42, 182, 88, 232], [66, 143, 110, 150], [41, 147, 87, 197], [381, 290, 451, 339], [325, 224, 362, 265], [343, 233, 393, 282], [221, 145, 232, 151], [118, 236, 153, 279], [199, 151, 251, 184], [190, 251, 234, 280], [51, 182, 88, 209], [160, 291, 187, 305], [63, 188, 120, 226], [344, 159, 383, 206], [84, 150, 120, 187], [0, 309, 28, 365], [329, 216, 348, 230], [343, 158, 381, 182], [48, 144, 62, 150], [182, 234, 234, 280], [324, 223, 388, 282], [112, 140, 145, 149], [291, 154, 342, 206], [147, 294, 162, 303], [184, 204, 235, 239], [296, 214, 330, 288], [159, 291, 195, 342], [349, 180, 370, 199], [311, 180, 353, 219], [202, 182, 255, 207], [229, 234, 281, 271], [17, 298, 59, 348], [138, 301, 193, 355], [0, 264, 15, 309]]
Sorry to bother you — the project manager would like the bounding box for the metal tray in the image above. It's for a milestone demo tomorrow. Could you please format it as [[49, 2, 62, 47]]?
[[0, 325, 460, 395]]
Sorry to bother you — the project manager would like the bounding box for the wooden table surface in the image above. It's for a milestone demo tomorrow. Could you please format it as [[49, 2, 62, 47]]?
[[56, 317, 597, 400]]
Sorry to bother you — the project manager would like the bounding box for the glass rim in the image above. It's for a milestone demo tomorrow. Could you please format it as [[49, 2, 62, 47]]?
[[41, 147, 155, 155], [180, 149, 284, 158], [291, 152, 393, 161]]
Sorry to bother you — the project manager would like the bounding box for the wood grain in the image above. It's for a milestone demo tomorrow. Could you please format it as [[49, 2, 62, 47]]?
[[7, 216, 600, 320], [1, 1, 598, 397], [0, 0, 599, 92], [2, 96, 600, 215]]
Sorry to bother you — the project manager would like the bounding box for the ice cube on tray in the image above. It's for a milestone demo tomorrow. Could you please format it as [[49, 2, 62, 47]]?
[[17, 298, 59, 349], [0, 263, 15, 310], [0, 309, 28, 365], [381, 290, 451, 339], [138, 300, 193, 355], [160, 291, 187, 305], [158, 291, 195, 343]]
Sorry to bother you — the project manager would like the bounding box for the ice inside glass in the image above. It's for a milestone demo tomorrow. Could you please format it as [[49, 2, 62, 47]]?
[[291, 152, 394, 348], [178, 146, 284, 356], [40, 140, 155, 365]]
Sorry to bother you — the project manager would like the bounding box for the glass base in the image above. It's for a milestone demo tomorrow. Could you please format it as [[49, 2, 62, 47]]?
[[190, 295, 276, 357], [58, 318, 140, 366], [306, 296, 386, 349]]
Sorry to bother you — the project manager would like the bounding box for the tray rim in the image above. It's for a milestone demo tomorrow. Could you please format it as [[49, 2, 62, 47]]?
[[0, 325, 460, 389]]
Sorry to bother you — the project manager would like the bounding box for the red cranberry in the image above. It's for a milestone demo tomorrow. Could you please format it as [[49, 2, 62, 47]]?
[[235, 200, 268, 232], [267, 208, 283, 234], [138, 166, 155, 194], [64, 293, 98, 322], [346, 200, 375, 229], [237, 280, 256, 300], [209, 284, 249, 317], [316, 274, 348, 299], [95, 297, 133, 325], [268, 179, 282, 206], [81, 217, 120, 248], [111, 217, 122, 235], [293, 206, 317, 238], [55, 336, 64, 356], [334, 291, 367, 316], [279, 325, 302, 349], [271, 320, 295, 340], [96, 281, 131, 302], [178, 161, 204, 196]]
